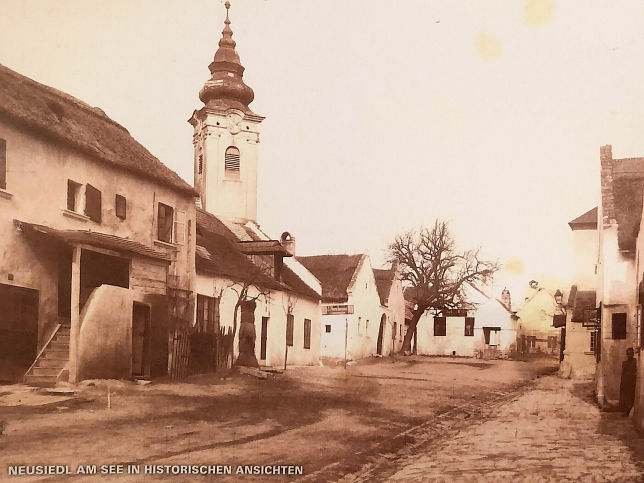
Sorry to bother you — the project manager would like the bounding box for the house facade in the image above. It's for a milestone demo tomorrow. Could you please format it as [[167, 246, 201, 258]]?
[[558, 207, 599, 379], [189, 4, 322, 369], [407, 286, 518, 358], [515, 283, 563, 357], [298, 254, 398, 361], [374, 264, 406, 354], [0, 64, 197, 385], [595, 145, 642, 429]]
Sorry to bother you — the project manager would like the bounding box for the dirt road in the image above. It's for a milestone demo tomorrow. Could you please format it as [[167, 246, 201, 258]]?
[[0, 357, 557, 481]]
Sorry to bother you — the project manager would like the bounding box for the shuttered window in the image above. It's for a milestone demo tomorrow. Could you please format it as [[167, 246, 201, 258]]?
[[434, 317, 446, 336], [286, 314, 294, 347], [67, 180, 81, 211], [224, 146, 240, 180], [612, 312, 627, 339], [84, 184, 102, 223], [464, 317, 475, 336], [196, 294, 219, 333], [157, 202, 174, 243], [303, 319, 311, 349], [173, 210, 186, 245], [0, 138, 6, 190], [115, 194, 126, 220]]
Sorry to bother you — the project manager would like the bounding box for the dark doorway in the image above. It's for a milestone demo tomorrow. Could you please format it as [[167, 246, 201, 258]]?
[[132, 303, 150, 377], [260, 317, 269, 361], [560, 327, 566, 362], [57, 248, 73, 319], [0, 284, 38, 382], [80, 250, 129, 309], [377, 314, 386, 355]]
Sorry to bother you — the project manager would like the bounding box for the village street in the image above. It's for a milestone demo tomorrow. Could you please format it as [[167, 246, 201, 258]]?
[[4, 356, 636, 482]]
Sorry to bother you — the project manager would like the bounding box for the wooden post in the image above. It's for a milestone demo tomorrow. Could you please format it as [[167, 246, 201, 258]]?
[[69, 246, 81, 383], [284, 342, 288, 371], [344, 318, 348, 369]]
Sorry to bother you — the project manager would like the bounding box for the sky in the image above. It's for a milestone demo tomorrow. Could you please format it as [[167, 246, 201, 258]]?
[[2, 0, 644, 302]]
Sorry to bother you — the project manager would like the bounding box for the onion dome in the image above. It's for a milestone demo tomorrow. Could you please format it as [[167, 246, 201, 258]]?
[[199, 2, 255, 114]]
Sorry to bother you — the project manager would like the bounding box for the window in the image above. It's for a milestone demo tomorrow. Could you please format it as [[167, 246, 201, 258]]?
[[303, 319, 311, 349], [358, 317, 362, 335], [612, 312, 627, 339], [115, 194, 126, 220], [434, 317, 446, 336], [590, 331, 596, 353], [157, 202, 174, 243], [325, 324, 331, 333], [224, 146, 240, 180], [84, 184, 102, 223], [0, 138, 6, 190], [547, 336, 558, 349], [196, 294, 220, 333], [67, 180, 82, 211], [393, 322, 397, 340], [366, 319, 370, 334], [286, 313, 294, 347], [464, 317, 475, 336]]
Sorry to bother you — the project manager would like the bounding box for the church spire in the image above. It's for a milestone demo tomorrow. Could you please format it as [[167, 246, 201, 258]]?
[[198, 1, 255, 114]]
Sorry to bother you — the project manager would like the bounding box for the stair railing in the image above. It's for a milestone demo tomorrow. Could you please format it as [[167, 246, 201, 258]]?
[[24, 323, 62, 378]]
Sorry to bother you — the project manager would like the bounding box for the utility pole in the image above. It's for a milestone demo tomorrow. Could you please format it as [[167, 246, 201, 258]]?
[[344, 318, 348, 369]]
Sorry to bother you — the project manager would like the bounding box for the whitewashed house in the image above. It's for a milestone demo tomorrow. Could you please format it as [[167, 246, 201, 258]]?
[[298, 254, 399, 361], [406, 285, 518, 358]]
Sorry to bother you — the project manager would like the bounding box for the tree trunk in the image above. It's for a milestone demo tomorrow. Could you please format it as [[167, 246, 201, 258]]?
[[400, 309, 424, 354]]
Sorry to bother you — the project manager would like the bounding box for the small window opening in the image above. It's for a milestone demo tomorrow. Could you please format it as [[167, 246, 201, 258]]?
[[224, 146, 240, 180]]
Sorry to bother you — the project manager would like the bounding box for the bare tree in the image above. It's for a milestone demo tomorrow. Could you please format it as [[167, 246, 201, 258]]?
[[388, 220, 500, 354]]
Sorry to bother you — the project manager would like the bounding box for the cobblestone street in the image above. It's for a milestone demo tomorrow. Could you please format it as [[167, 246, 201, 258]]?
[[344, 375, 644, 482]]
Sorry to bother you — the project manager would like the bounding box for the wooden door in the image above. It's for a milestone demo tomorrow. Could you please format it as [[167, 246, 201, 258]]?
[[0, 284, 38, 381], [377, 315, 385, 355], [132, 303, 150, 377], [260, 317, 268, 361]]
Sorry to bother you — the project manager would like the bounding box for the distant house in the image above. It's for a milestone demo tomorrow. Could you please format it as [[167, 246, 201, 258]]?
[[0, 64, 197, 385], [373, 263, 406, 354], [298, 254, 396, 361], [405, 285, 518, 358], [515, 283, 563, 357]]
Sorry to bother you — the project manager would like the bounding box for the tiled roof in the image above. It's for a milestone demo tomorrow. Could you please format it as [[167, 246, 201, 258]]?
[[196, 209, 319, 301], [14, 220, 171, 262], [0, 64, 197, 197], [373, 268, 394, 306], [568, 207, 598, 230], [567, 285, 597, 322], [297, 254, 364, 303]]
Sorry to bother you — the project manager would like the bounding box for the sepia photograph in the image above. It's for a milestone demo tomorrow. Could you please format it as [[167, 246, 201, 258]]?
[[0, 0, 643, 480]]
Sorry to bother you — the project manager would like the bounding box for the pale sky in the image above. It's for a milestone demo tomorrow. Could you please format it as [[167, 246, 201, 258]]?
[[3, 0, 644, 302]]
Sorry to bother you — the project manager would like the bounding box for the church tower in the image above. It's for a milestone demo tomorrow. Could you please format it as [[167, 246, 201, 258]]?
[[189, 2, 264, 222]]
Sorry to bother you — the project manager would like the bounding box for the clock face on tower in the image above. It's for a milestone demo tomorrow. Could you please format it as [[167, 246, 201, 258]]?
[[226, 111, 243, 135]]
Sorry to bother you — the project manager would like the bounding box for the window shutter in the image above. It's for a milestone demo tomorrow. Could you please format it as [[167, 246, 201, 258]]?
[[304, 319, 311, 349], [286, 314, 294, 347], [115, 194, 127, 220], [196, 295, 205, 332], [224, 146, 241, 180], [0, 138, 6, 190], [173, 210, 186, 245], [85, 184, 102, 223], [611, 313, 627, 339]]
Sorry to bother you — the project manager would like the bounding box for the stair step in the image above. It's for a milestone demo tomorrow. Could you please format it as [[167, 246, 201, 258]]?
[[31, 367, 62, 377], [37, 358, 68, 368], [49, 342, 69, 351], [55, 334, 70, 342], [43, 351, 68, 360], [24, 375, 57, 387]]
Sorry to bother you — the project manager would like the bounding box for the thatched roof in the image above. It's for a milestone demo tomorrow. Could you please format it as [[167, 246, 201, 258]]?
[[297, 254, 364, 303], [0, 63, 197, 197]]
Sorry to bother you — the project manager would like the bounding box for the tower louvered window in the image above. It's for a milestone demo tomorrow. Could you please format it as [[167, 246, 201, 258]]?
[[224, 146, 240, 180]]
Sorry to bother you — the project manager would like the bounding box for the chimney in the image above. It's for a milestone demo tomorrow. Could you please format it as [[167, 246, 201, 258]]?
[[600, 144, 615, 224], [280, 232, 296, 256], [501, 288, 511, 311]]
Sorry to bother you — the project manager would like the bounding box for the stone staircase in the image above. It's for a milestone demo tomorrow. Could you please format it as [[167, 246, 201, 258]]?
[[24, 324, 70, 387]]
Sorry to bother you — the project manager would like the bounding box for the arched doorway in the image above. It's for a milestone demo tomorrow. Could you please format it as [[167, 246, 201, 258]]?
[[377, 314, 386, 355]]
